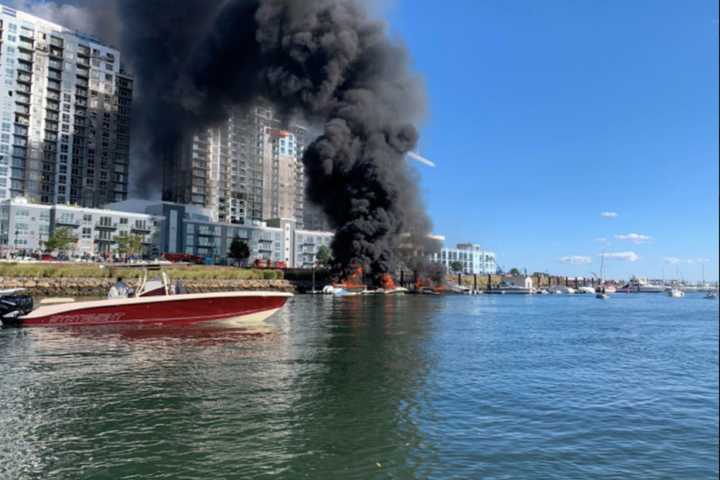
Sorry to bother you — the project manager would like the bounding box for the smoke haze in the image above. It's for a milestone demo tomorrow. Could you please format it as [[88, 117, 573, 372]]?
[[15, 0, 435, 280]]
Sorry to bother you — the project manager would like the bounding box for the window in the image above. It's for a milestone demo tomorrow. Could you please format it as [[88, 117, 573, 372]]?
[[82, 227, 92, 239]]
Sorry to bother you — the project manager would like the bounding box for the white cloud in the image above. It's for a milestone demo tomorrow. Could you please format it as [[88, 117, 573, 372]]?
[[600, 212, 618, 218], [560, 255, 592, 265], [615, 233, 652, 244], [603, 251, 640, 262], [664, 257, 682, 264], [595, 237, 608, 244]]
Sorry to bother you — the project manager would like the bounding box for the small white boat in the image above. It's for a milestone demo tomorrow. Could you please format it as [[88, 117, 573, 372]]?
[[596, 285, 616, 294], [381, 287, 409, 295], [667, 288, 685, 298], [617, 277, 665, 293], [449, 285, 471, 295], [332, 288, 361, 297], [704, 291, 718, 299], [596, 293, 609, 299], [577, 286, 596, 294]]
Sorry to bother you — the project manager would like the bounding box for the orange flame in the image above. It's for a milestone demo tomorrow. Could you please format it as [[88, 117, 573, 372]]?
[[381, 273, 396, 290], [336, 266, 366, 290], [415, 274, 446, 293]]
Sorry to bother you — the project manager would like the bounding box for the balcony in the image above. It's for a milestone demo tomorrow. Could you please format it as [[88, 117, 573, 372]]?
[[131, 225, 152, 234], [95, 223, 117, 230], [55, 219, 80, 228], [18, 40, 34, 52]]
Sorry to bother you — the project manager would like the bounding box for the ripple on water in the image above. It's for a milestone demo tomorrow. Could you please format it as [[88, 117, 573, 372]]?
[[0, 294, 717, 479]]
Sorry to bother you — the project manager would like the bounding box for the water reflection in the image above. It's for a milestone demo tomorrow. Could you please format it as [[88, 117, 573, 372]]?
[[278, 296, 444, 478], [1, 295, 716, 479]]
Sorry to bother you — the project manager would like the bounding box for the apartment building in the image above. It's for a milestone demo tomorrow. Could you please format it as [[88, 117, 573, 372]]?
[[0, 197, 160, 256], [109, 200, 333, 267], [0, 5, 133, 208], [164, 103, 307, 226], [433, 243, 497, 275]]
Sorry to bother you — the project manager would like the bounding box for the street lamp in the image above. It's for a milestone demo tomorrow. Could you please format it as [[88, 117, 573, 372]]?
[[312, 253, 316, 293]]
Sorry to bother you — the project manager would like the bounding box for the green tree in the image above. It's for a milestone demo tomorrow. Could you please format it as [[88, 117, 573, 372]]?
[[228, 237, 250, 265], [509, 268, 521, 276], [44, 228, 78, 253], [449, 261, 464, 273], [315, 245, 332, 267], [116, 234, 145, 257]]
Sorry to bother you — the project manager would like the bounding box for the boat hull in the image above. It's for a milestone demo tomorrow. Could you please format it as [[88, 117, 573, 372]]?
[[486, 289, 534, 295], [17, 292, 291, 328], [616, 287, 665, 293]]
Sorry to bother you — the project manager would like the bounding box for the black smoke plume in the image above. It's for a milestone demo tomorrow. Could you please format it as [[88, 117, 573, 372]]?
[[24, 0, 435, 282]]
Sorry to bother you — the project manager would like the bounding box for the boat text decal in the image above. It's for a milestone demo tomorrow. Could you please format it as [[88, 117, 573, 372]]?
[[47, 312, 127, 325]]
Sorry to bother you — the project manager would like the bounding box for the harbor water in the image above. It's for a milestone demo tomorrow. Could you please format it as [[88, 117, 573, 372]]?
[[1, 293, 718, 479]]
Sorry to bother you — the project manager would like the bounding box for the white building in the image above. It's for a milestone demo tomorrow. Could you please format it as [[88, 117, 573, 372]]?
[[108, 200, 333, 267], [433, 243, 497, 275], [0, 5, 133, 207], [0, 197, 160, 257], [1, 197, 334, 267]]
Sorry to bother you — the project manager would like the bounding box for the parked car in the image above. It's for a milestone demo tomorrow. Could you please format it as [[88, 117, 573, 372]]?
[[162, 253, 204, 265], [253, 259, 269, 269]]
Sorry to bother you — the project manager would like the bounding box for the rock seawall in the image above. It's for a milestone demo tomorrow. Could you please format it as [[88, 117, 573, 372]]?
[[0, 277, 294, 297]]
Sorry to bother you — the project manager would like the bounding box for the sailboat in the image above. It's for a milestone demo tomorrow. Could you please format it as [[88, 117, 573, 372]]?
[[702, 263, 718, 299], [668, 286, 685, 298], [665, 265, 686, 298], [596, 252, 609, 299]]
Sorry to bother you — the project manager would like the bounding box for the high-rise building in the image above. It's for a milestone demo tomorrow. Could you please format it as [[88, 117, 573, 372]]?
[[164, 103, 307, 226], [0, 5, 133, 208]]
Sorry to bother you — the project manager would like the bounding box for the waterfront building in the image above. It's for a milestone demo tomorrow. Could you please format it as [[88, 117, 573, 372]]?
[[433, 243, 497, 274], [0, 197, 160, 257], [0, 197, 334, 267], [108, 200, 333, 267], [0, 5, 133, 207], [164, 103, 307, 226]]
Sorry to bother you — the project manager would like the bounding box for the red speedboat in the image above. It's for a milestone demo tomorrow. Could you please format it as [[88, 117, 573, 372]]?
[[0, 267, 291, 328]]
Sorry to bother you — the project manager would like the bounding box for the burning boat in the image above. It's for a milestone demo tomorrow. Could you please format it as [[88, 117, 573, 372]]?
[[376, 274, 408, 295], [323, 269, 407, 296]]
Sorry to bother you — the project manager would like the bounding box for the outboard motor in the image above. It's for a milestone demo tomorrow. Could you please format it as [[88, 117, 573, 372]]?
[[0, 295, 34, 327]]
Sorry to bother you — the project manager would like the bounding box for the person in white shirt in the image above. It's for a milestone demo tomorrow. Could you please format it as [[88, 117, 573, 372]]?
[[108, 277, 130, 299]]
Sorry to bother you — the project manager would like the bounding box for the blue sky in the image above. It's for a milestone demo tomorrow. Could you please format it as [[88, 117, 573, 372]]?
[[12, 0, 717, 281], [383, 0, 719, 281]]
